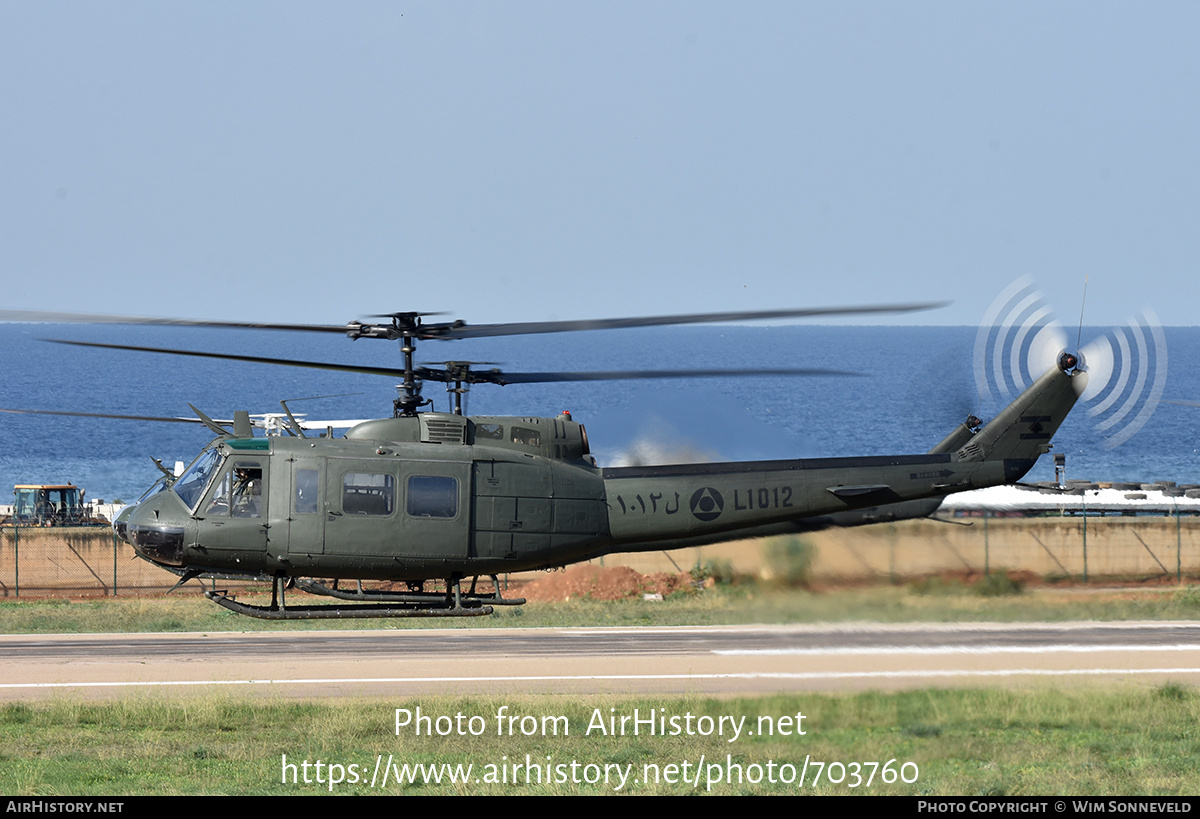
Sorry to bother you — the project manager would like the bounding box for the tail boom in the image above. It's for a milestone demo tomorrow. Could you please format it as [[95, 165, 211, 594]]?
[[600, 358, 1085, 551]]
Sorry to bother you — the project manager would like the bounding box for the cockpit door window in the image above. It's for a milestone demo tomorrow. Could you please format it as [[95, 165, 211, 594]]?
[[204, 461, 265, 518]]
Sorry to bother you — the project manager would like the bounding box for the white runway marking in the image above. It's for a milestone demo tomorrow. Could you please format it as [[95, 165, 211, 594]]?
[[7, 666, 1200, 692], [716, 644, 1200, 656]]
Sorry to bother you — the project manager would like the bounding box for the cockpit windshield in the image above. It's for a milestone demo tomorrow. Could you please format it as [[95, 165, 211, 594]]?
[[136, 475, 171, 504], [172, 448, 224, 511]]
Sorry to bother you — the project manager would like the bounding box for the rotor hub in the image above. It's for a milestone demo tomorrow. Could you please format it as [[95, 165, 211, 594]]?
[[1057, 351, 1083, 375]]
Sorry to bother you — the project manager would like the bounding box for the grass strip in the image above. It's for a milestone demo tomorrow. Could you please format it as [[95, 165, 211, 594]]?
[[2, 687, 1198, 795], [2, 583, 1200, 633]]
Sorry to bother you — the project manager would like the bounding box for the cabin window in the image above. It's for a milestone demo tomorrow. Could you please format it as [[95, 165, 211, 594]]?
[[294, 469, 320, 514], [476, 423, 503, 440], [406, 475, 458, 518], [343, 473, 394, 516], [511, 426, 541, 447]]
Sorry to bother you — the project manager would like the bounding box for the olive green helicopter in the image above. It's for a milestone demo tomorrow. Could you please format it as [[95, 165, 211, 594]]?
[[0, 304, 1088, 619]]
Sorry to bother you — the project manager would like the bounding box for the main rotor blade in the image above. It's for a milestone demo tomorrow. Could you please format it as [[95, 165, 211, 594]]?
[[421, 367, 859, 385], [45, 339, 857, 383], [437, 302, 950, 339], [0, 407, 208, 424], [4, 301, 948, 340], [0, 405, 368, 432], [44, 339, 410, 378], [0, 309, 350, 333]]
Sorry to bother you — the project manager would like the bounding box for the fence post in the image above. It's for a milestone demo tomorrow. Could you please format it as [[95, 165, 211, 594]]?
[[983, 512, 990, 577], [13, 526, 17, 598], [1082, 505, 1088, 583], [112, 531, 119, 597], [889, 527, 896, 585], [1177, 503, 1183, 584]]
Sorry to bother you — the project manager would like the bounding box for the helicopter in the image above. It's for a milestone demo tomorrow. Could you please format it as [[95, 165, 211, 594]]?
[[0, 304, 1088, 619]]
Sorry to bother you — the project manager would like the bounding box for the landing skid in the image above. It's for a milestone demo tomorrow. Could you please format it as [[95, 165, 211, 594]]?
[[297, 576, 526, 607], [205, 589, 490, 619], [204, 575, 525, 620]]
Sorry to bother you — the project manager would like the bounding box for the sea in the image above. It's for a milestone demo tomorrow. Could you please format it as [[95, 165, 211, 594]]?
[[1, 322, 1197, 504]]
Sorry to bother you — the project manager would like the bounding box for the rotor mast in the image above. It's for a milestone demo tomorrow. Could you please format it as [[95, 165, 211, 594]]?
[[345, 313, 432, 417], [395, 325, 425, 417]]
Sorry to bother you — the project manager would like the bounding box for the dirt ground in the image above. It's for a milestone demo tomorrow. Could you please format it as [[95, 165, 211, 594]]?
[[511, 564, 1192, 603], [514, 564, 696, 602]]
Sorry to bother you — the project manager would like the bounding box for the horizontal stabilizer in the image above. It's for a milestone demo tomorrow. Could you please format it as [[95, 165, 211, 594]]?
[[826, 484, 893, 498]]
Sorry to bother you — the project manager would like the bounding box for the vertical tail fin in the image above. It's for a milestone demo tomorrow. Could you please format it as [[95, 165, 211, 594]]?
[[953, 353, 1087, 465]]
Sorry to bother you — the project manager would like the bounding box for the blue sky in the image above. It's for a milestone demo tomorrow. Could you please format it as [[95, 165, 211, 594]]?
[[3, 2, 1198, 328]]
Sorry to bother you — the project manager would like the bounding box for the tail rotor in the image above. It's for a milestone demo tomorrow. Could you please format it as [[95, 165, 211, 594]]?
[[974, 277, 1166, 448], [1077, 313, 1168, 447]]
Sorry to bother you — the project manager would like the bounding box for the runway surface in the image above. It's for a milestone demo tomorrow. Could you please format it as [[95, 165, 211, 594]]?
[[5, 622, 1200, 700]]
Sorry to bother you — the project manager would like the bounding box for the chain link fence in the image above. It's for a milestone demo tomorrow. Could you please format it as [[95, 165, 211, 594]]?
[[603, 513, 1200, 584], [0, 527, 259, 598], [4, 514, 1200, 599], [803, 513, 1200, 584]]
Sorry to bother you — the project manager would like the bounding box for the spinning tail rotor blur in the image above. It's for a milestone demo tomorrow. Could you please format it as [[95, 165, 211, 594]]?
[[974, 277, 1167, 449]]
